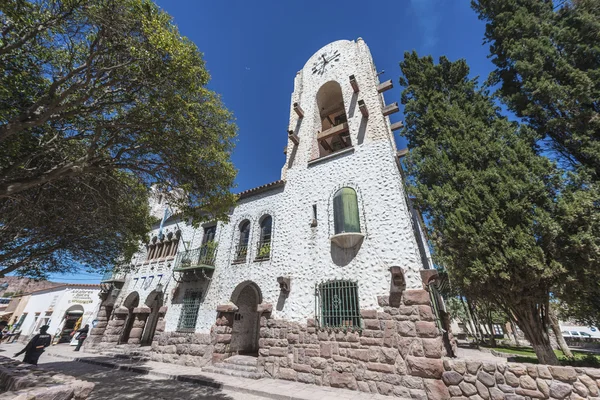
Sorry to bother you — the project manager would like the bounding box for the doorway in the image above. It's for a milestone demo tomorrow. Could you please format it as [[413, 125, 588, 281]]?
[[119, 292, 139, 345], [141, 290, 163, 346], [230, 281, 262, 355], [58, 306, 83, 343]]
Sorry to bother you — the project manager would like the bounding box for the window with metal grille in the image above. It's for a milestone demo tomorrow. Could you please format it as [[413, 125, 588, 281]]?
[[315, 280, 361, 329], [177, 289, 202, 332]]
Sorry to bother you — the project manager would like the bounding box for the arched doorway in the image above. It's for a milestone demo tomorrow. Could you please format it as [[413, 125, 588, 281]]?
[[58, 305, 84, 343], [230, 281, 262, 355], [141, 290, 163, 346], [119, 292, 139, 345]]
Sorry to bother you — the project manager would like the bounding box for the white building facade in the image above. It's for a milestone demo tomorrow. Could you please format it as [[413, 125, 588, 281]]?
[[18, 284, 101, 344], [92, 39, 451, 398]]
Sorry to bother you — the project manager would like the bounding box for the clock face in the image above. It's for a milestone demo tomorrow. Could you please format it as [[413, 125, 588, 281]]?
[[312, 49, 341, 75]]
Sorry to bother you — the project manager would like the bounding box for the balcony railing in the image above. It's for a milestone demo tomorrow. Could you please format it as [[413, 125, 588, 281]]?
[[255, 240, 271, 261], [233, 244, 248, 263], [174, 242, 217, 271], [100, 269, 126, 283]]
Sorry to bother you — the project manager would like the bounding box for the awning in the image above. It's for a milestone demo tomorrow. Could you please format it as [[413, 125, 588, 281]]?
[[66, 310, 84, 315]]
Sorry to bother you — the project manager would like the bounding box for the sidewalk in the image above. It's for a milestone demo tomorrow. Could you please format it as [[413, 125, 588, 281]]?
[[6, 343, 401, 400]]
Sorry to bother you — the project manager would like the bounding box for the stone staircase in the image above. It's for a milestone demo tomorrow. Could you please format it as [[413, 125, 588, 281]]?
[[202, 355, 262, 379]]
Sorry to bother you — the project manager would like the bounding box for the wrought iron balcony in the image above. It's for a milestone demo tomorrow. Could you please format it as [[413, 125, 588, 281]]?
[[255, 240, 271, 261], [233, 244, 248, 263], [174, 242, 217, 272]]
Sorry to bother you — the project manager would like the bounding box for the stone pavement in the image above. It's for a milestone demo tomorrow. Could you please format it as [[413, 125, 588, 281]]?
[[1, 343, 402, 399]]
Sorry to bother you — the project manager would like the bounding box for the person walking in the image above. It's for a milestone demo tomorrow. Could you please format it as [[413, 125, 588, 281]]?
[[14, 325, 52, 365], [74, 324, 89, 351]]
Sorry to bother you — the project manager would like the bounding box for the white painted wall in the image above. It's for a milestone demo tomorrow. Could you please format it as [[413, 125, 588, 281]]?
[[18, 286, 101, 340], [115, 39, 427, 335]]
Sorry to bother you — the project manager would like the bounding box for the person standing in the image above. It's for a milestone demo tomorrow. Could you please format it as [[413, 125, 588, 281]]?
[[74, 324, 89, 351], [14, 325, 52, 365]]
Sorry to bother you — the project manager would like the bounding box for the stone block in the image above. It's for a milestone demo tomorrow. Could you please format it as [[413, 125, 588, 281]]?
[[415, 321, 439, 338], [549, 381, 572, 399], [409, 388, 428, 400], [489, 387, 505, 400], [424, 378, 450, 399], [507, 364, 526, 376], [547, 366, 577, 382], [459, 381, 478, 396], [348, 349, 369, 361], [329, 371, 357, 390], [578, 374, 598, 396], [376, 381, 393, 395], [442, 371, 464, 385], [297, 372, 315, 384], [476, 380, 490, 399], [403, 290, 430, 306], [467, 361, 482, 374], [585, 368, 600, 379], [363, 319, 380, 330], [310, 357, 327, 369], [478, 371, 495, 387], [397, 321, 416, 337], [422, 338, 442, 358], [216, 303, 238, 313], [367, 362, 395, 373], [519, 374, 536, 390], [279, 368, 297, 381], [504, 371, 519, 387], [573, 381, 588, 397], [216, 334, 231, 344], [360, 309, 378, 319], [536, 365, 552, 379], [514, 387, 545, 399], [257, 303, 273, 313], [129, 327, 143, 339], [379, 347, 398, 364], [269, 347, 288, 357], [293, 363, 312, 373], [359, 337, 383, 346], [407, 356, 444, 379]]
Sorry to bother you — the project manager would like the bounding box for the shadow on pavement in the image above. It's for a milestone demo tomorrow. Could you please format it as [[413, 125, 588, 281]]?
[[40, 359, 236, 400]]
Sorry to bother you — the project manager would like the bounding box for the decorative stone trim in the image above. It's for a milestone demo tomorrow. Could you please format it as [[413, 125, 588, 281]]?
[[419, 269, 439, 287], [256, 303, 273, 314], [216, 303, 238, 313], [133, 306, 151, 314], [113, 306, 130, 315]]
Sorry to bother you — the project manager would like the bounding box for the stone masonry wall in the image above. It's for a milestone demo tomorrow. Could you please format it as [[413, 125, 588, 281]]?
[[442, 359, 600, 400], [257, 289, 449, 399], [148, 331, 214, 367]]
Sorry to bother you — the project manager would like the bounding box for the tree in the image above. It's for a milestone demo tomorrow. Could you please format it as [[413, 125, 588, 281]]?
[[0, 0, 237, 276], [472, 0, 600, 328], [399, 52, 563, 364], [472, 0, 600, 177]]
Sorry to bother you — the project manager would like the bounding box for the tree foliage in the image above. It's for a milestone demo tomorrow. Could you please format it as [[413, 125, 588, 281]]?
[[472, 0, 600, 327], [472, 0, 600, 176], [399, 52, 563, 364], [0, 0, 237, 277]]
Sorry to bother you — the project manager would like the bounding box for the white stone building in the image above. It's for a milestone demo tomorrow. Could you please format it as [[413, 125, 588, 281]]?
[[17, 284, 101, 344], [92, 39, 450, 397]]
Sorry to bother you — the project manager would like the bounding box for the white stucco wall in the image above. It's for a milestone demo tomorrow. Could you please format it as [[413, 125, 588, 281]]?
[[18, 286, 101, 340], [114, 38, 427, 335]]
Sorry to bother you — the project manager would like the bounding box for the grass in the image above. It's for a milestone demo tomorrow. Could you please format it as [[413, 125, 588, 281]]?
[[484, 345, 600, 367]]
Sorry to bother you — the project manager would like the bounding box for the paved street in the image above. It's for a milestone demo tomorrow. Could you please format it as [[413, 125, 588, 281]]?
[[1, 344, 267, 400]]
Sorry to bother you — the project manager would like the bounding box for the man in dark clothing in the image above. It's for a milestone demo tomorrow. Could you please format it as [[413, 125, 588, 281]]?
[[74, 324, 89, 351], [14, 325, 52, 365]]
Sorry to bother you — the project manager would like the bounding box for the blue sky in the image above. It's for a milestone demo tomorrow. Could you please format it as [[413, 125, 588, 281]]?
[[50, 0, 495, 283]]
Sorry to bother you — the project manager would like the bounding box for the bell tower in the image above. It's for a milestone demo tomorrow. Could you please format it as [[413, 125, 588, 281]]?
[[281, 38, 402, 179]]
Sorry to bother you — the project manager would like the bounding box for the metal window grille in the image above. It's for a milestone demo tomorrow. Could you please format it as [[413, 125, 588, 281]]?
[[234, 244, 248, 263], [177, 289, 202, 332], [255, 235, 271, 261], [315, 280, 361, 329]]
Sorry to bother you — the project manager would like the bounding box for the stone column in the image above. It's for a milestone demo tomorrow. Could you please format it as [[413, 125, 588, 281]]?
[[128, 305, 151, 345], [88, 305, 111, 345], [211, 303, 237, 362], [103, 306, 129, 344]]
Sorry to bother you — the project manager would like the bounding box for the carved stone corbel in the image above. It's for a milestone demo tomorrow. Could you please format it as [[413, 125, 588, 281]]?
[[389, 266, 406, 307], [277, 276, 291, 293]]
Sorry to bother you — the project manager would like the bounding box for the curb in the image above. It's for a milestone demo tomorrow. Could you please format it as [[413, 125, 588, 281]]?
[[45, 352, 308, 400]]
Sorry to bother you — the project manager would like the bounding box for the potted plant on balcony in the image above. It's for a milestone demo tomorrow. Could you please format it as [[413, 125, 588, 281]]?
[[257, 242, 271, 260]]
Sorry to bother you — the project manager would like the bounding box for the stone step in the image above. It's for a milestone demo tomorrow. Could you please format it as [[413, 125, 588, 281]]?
[[212, 362, 259, 373], [202, 365, 262, 379], [222, 355, 258, 367]]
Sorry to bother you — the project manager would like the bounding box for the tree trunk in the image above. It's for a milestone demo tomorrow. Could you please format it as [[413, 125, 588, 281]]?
[[510, 319, 520, 346], [512, 302, 559, 365], [487, 316, 497, 347], [548, 305, 573, 359], [467, 299, 484, 344]]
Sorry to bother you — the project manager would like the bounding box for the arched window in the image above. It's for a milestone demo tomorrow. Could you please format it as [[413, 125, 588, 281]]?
[[315, 280, 361, 328], [316, 82, 350, 158], [333, 187, 360, 234], [234, 220, 250, 262], [256, 216, 272, 261]]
